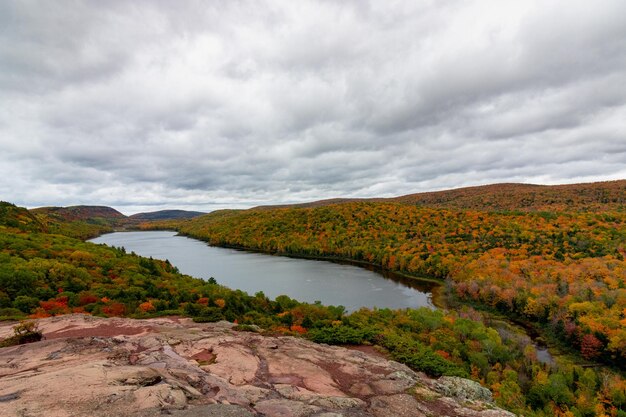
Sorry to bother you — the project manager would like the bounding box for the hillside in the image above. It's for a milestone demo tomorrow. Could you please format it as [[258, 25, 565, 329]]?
[[129, 209, 206, 221], [0, 201, 45, 233], [255, 197, 372, 210], [29, 205, 125, 240], [254, 180, 626, 212], [174, 202, 626, 371], [391, 180, 626, 212], [31, 205, 126, 221]]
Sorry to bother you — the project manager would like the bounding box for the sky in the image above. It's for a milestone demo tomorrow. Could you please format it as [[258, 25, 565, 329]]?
[[1, 1, 625, 215]]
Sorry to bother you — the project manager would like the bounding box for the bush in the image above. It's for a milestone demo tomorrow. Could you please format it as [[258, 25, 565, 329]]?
[[0, 292, 10, 308], [308, 325, 377, 345], [192, 307, 225, 323], [0, 321, 43, 347], [184, 302, 203, 316], [381, 333, 467, 378], [392, 347, 466, 377], [0, 307, 26, 320], [78, 292, 99, 306], [13, 295, 40, 313]]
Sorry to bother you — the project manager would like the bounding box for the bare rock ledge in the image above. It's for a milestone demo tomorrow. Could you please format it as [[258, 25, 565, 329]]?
[[0, 314, 516, 417]]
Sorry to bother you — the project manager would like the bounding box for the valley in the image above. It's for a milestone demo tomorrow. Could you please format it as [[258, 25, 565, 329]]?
[[1, 180, 625, 416]]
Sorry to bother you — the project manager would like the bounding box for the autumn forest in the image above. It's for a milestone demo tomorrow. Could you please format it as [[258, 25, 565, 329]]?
[[1, 180, 625, 416]]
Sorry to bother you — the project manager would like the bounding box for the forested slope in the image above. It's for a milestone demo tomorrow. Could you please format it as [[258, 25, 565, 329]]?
[[29, 205, 208, 239], [255, 180, 626, 213], [391, 181, 626, 212], [172, 202, 626, 371]]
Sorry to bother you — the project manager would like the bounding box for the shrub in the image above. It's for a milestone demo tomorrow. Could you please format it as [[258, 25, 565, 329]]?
[[39, 299, 70, 315], [13, 296, 40, 314], [138, 301, 155, 313], [0, 321, 43, 347], [0, 307, 26, 320], [308, 325, 377, 345], [78, 292, 99, 306], [192, 307, 224, 323], [184, 302, 203, 316], [102, 302, 126, 317]]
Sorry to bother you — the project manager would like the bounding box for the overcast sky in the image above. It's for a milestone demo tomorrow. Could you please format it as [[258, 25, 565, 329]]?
[[1, 1, 625, 214]]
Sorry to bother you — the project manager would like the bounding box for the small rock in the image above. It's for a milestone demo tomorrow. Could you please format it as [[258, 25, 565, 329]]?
[[275, 383, 318, 400], [481, 410, 517, 417], [170, 404, 255, 417], [310, 396, 366, 409], [134, 384, 187, 410], [115, 368, 163, 387], [370, 378, 414, 395], [255, 398, 321, 417], [215, 320, 236, 328], [348, 382, 375, 397], [369, 394, 426, 417], [412, 386, 440, 401], [433, 376, 493, 403], [0, 391, 21, 402], [388, 370, 417, 383], [45, 351, 62, 360]]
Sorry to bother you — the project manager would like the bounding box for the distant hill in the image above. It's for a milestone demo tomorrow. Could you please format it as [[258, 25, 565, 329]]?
[[253, 198, 370, 210], [254, 180, 626, 212], [29, 205, 126, 240], [0, 201, 45, 232], [129, 209, 206, 221], [389, 180, 626, 212], [25, 206, 206, 239], [31, 205, 126, 221]]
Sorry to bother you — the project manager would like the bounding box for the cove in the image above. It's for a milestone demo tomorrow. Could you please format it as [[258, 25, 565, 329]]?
[[90, 231, 440, 312]]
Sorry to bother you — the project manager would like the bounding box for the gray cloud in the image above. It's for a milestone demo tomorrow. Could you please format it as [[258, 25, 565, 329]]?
[[1, 0, 625, 214]]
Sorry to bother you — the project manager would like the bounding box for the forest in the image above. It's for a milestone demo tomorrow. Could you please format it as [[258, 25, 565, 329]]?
[[1, 181, 626, 417], [161, 202, 625, 369]]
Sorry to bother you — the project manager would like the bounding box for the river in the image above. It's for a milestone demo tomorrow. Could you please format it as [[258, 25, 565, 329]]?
[[90, 231, 439, 312]]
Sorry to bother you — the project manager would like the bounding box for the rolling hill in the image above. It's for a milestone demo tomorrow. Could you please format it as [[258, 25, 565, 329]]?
[[30, 205, 126, 222], [390, 180, 626, 212], [0, 201, 45, 232], [255, 180, 626, 212], [129, 209, 206, 221], [172, 182, 626, 373]]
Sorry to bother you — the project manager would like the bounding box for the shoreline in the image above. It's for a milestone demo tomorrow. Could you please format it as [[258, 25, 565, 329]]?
[[90, 229, 565, 365]]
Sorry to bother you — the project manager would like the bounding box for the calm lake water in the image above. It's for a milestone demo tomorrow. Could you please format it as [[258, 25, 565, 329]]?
[[90, 231, 439, 312]]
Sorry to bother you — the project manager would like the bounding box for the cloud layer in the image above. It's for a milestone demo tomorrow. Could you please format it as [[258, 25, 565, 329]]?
[[1, 0, 625, 213]]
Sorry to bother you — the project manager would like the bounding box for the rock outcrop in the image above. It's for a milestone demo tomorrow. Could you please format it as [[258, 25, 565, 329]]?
[[0, 315, 515, 417]]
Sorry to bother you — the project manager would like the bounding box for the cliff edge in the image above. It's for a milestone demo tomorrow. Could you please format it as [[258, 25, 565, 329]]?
[[0, 315, 515, 417]]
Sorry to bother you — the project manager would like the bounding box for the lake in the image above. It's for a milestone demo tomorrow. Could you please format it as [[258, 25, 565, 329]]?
[[90, 231, 440, 312], [89, 231, 556, 365]]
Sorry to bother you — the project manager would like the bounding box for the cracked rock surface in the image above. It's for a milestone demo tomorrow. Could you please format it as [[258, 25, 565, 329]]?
[[0, 315, 515, 417]]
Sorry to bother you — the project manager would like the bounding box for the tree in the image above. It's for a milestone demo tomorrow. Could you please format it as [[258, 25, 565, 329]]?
[[580, 334, 603, 360]]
